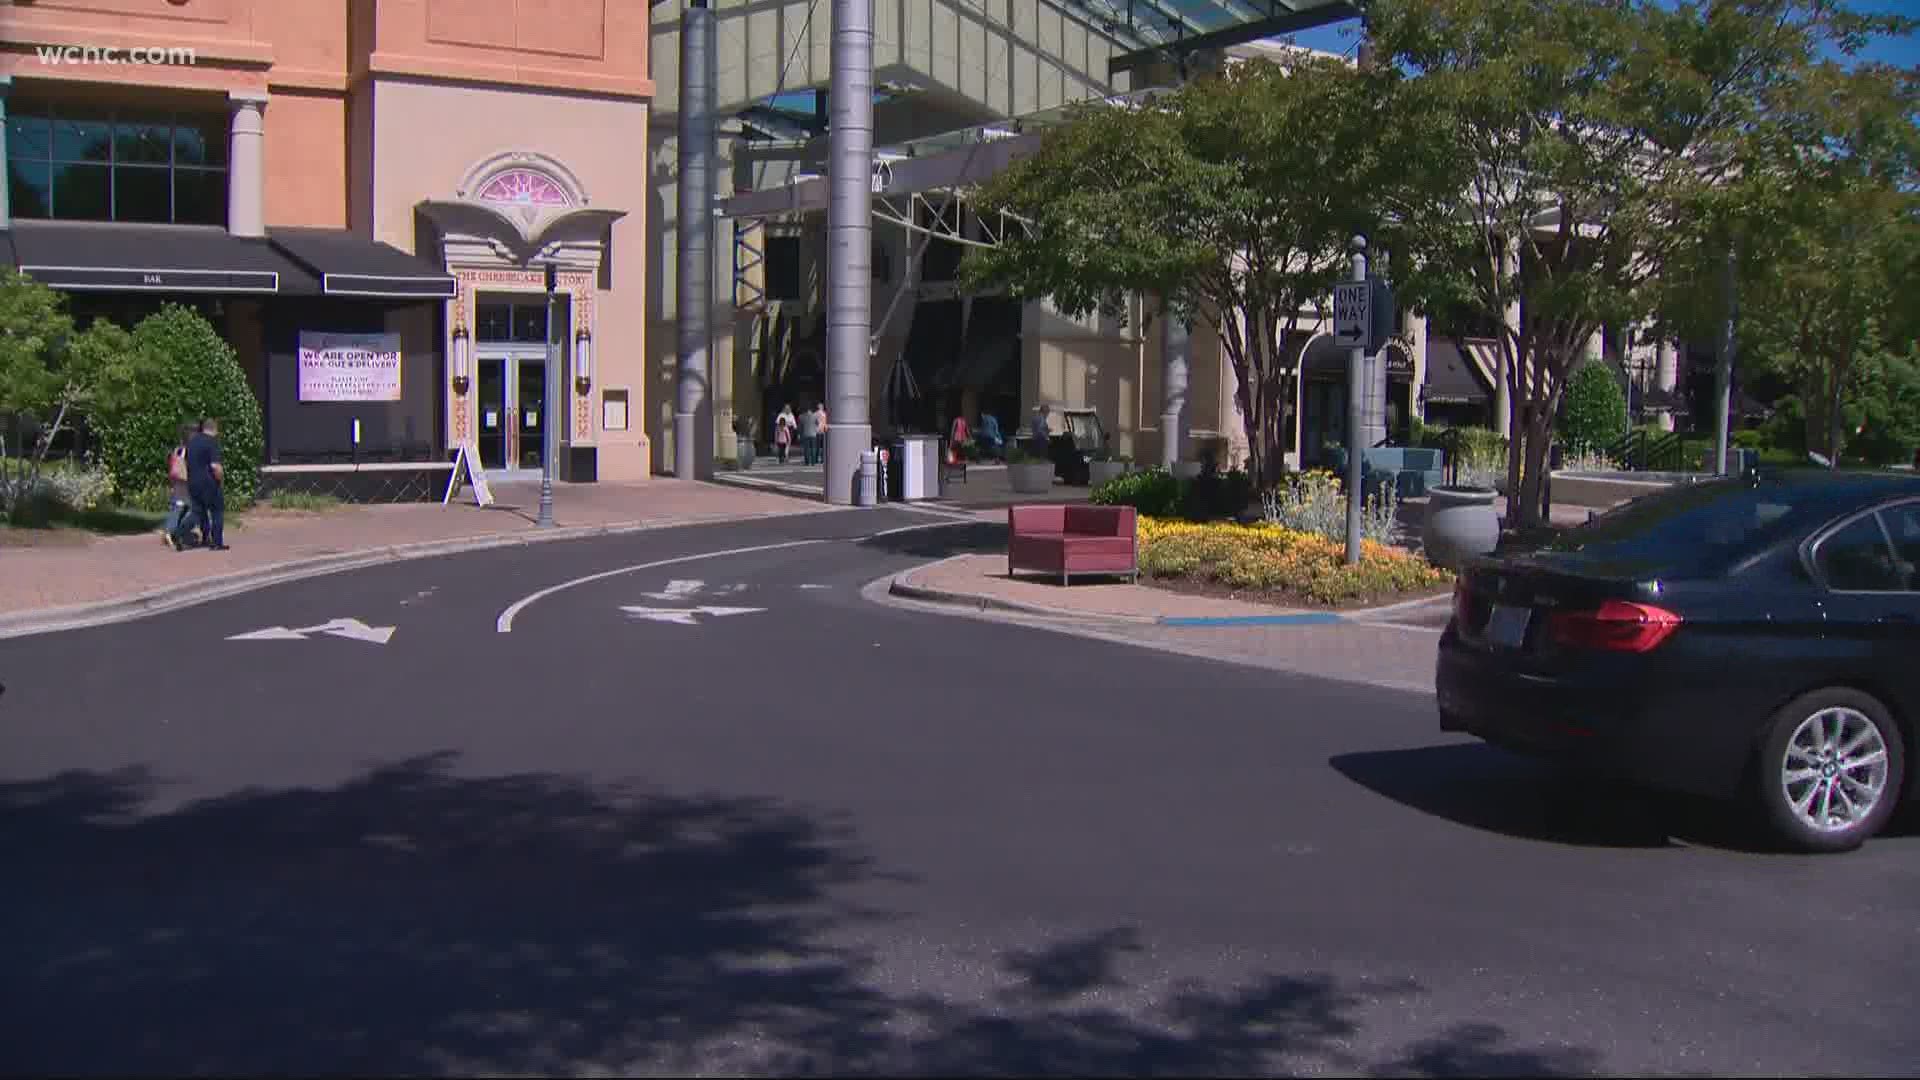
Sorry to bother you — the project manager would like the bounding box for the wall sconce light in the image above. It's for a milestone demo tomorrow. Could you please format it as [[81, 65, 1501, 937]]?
[[451, 325, 471, 395], [573, 328, 592, 391]]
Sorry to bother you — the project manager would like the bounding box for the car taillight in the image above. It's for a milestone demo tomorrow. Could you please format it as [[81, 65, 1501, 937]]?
[[1548, 600, 1683, 653]]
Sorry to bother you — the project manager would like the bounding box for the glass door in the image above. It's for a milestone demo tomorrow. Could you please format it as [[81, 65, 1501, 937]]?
[[477, 357, 508, 468], [516, 358, 546, 470]]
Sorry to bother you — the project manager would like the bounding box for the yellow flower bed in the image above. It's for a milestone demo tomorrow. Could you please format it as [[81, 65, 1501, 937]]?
[[1138, 516, 1452, 605]]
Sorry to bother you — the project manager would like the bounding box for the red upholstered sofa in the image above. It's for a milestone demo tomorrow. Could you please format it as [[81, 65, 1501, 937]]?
[[1007, 504, 1139, 585]]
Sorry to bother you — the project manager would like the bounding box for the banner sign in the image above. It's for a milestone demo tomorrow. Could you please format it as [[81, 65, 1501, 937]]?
[[298, 332, 403, 402]]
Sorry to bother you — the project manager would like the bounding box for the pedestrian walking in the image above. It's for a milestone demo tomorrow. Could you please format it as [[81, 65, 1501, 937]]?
[[949, 412, 970, 464], [186, 416, 229, 552], [810, 403, 830, 465], [774, 403, 797, 465], [161, 421, 200, 551], [797, 401, 820, 465]]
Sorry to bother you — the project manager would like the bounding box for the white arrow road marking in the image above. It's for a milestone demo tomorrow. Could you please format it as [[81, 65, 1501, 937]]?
[[797, 584, 830, 590], [228, 617, 396, 644], [619, 605, 767, 626], [640, 579, 706, 600]]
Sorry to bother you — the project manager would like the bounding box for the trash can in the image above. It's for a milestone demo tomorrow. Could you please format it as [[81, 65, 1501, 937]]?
[[884, 440, 906, 501], [856, 449, 879, 506], [895, 435, 941, 501]]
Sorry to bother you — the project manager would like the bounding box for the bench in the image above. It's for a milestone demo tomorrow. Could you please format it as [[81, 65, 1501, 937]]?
[[1007, 504, 1138, 585]]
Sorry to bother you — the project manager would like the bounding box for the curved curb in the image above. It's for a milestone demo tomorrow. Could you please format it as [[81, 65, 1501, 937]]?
[[885, 559, 1159, 625], [0, 506, 844, 639]]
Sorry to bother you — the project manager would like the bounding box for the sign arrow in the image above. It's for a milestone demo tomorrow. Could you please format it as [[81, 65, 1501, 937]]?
[[619, 605, 767, 625], [640, 579, 705, 601], [228, 617, 396, 644]]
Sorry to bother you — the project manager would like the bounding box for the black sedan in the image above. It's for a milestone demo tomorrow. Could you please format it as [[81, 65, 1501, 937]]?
[[1438, 470, 1920, 852]]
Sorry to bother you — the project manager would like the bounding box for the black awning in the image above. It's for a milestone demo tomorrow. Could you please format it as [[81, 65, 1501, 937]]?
[[268, 227, 455, 299], [7, 220, 298, 294], [1424, 338, 1492, 405]]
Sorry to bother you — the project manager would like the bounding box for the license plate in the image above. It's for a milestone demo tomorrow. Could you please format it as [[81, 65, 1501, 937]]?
[[1486, 604, 1532, 649]]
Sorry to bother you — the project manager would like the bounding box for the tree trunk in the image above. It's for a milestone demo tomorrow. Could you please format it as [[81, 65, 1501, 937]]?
[[1514, 411, 1554, 530]]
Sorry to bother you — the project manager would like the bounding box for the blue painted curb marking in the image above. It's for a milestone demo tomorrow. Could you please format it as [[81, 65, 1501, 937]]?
[[1157, 613, 1347, 627]]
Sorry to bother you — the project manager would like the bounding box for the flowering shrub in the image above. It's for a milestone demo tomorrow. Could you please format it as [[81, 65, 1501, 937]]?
[[0, 459, 112, 519], [1138, 516, 1452, 605], [1260, 469, 1398, 545]]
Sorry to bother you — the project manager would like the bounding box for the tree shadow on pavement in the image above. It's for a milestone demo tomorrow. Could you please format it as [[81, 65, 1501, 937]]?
[[857, 520, 1006, 560], [2, 755, 1599, 1077], [1330, 744, 1770, 851]]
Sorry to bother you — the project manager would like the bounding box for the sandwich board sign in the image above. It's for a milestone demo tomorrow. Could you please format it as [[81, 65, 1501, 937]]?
[[1332, 281, 1371, 349], [443, 441, 495, 507]]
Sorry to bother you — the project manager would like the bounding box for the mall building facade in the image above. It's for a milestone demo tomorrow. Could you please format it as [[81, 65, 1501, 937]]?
[[1, 0, 653, 495]]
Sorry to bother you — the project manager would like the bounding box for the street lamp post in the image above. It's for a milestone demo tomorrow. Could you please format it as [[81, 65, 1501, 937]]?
[[539, 260, 558, 528], [1345, 235, 1368, 567]]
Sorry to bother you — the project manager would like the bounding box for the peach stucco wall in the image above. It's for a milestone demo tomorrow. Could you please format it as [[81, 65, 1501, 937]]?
[[360, 0, 652, 99], [368, 78, 651, 479]]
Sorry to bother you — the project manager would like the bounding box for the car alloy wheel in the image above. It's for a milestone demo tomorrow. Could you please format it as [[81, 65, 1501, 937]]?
[[1759, 689, 1905, 853]]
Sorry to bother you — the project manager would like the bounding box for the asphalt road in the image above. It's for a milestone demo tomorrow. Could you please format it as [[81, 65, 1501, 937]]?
[[3, 504, 1917, 1077]]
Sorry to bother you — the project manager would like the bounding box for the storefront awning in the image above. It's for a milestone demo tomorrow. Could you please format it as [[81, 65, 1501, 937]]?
[[1303, 335, 1413, 378], [267, 227, 456, 299], [5, 220, 299, 293], [1424, 338, 1492, 405]]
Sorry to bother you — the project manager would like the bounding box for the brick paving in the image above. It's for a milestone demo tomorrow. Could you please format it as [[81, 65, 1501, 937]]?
[[0, 480, 829, 615]]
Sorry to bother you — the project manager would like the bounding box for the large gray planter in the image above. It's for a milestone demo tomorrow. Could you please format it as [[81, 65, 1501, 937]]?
[[1423, 485, 1500, 570], [736, 436, 756, 470], [1008, 461, 1055, 494], [1088, 460, 1130, 488]]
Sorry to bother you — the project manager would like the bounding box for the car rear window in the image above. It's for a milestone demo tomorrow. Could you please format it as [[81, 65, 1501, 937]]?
[[1542, 480, 1837, 577]]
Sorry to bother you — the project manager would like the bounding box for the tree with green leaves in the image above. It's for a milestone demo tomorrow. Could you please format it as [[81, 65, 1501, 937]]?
[[0, 268, 157, 507], [959, 54, 1442, 487], [1369, 0, 1913, 525], [95, 304, 265, 501], [1709, 58, 1919, 462], [1558, 359, 1631, 455]]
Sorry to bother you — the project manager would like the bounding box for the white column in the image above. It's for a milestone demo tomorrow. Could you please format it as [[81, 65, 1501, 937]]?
[[0, 76, 13, 228], [1656, 338, 1679, 393], [1496, 235, 1518, 438], [226, 92, 268, 237]]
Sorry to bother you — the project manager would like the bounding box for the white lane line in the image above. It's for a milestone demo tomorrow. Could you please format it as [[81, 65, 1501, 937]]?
[[496, 517, 976, 633], [496, 540, 826, 633]]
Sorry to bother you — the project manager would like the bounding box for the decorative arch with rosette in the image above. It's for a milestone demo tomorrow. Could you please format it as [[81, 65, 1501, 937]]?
[[422, 151, 626, 450]]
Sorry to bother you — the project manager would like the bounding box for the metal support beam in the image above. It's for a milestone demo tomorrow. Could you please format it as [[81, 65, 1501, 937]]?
[[1108, 2, 1362, 78], [825, 0, 875, 505], [675, 0, 716, 481]]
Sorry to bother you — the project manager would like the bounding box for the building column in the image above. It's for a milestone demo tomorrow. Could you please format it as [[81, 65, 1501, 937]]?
[[675, 1, 717, 481], [0, 76, 12, 228], [226, 92, 268, 238], [1160, 299, 1189, 469], [823, 0, 876, 504]]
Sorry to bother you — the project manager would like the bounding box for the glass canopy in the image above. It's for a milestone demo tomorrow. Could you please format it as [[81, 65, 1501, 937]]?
[[1058, 0, 1361, 75]]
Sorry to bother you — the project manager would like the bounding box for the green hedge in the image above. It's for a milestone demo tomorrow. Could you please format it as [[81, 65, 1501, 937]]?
[[1090, 465, 1254, 521], [1558, 361, 1630, 454], [95, 304, 264, 502]]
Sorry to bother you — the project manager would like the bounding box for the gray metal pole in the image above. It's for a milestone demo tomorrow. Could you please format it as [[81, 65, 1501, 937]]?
[[0, 77, 12, 228], [1346, 236, 1367, 566], [1359, 248, 1389, 452], [1713, 242, 1736, 475], [824, 0, 874, 504], [675, 0, 716, 481], [539, 266, 558, 527], [1160, 306, 1189, 469]]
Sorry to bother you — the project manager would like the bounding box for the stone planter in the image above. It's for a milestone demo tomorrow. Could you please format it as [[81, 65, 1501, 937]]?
[[736, 436, 756, 470], [1171, 461, 1202, 480], [1088, 460, 1130, 488], [1423, 485, 1500, 570], [1008, 461, 1055, 494]]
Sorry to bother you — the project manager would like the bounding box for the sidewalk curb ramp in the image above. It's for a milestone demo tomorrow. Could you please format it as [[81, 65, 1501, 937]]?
[[0, 507, 839, 639]]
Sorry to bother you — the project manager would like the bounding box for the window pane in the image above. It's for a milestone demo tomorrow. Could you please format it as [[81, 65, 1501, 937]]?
[[173, 167, 226, 225], [475, 302, 513, 342], [114, 166, 172, 223], [6, 113, 51, 162], [1816, 516, 1903, 592], [51, 108, 113, 163], [173, 116, 227, 167], [1882, 504, 1920, 590], [114, 117, 173, 164], [49, 162, 111, 219], [511, 302, 548, 343], [1547, 479, 1839, 578], [8, 161, 52, 218]]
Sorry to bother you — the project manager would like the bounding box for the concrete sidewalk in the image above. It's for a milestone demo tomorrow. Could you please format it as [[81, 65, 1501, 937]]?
[[714, 462, 1093, 511], [0, 479, 830, 621]]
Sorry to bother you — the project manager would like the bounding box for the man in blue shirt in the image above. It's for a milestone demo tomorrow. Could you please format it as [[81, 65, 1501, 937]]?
[[185, 416, 229, 551]]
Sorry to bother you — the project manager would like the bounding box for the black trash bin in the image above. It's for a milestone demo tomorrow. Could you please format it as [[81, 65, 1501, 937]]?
[[884, 440, 906, 501]]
